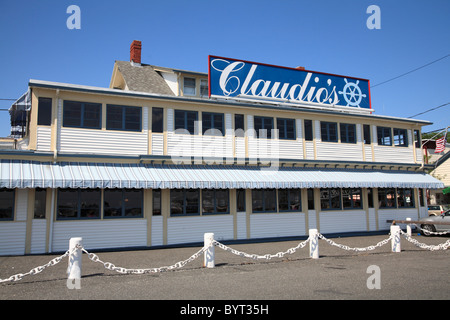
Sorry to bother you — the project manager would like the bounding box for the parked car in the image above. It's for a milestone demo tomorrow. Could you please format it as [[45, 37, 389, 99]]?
[[419, 209, 450, 236], [427, 205, 450, 216]]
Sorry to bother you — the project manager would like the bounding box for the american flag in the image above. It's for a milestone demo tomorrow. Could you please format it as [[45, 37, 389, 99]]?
[[435, 135, 446, 153]]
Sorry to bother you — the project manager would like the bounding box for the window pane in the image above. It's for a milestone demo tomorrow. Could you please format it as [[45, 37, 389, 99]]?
[[236, 189, 246, 212], [252, 189, 264, 212], [304, 120, 313, 141], [364, 124, 371, 144], [184, 78, 196, 96], [152, 108, 164, 133], [320, 189, 330, 209], [377, 127, 392, 146], [290, 189, 301, 211], [124, 189, 142, 216], [79, 189, 100, 218], [185, 190, 199, 214], [125, 107, 141, 131], [394, 128, 408, 147], [104, 189, 123, 217], [330, 188, 341, 209], [34, 188, 46, 219], [216, 189, 229, 213], [153, 189, 161, 215], [83, 103, 101, 129], [57, 189, 78, 218], [307, 189, 315, 210], [235, 114, 245, 137], [277, 118, 295, 140], [38, 98, 52, 126], [202, 189, 214, 214], [200, 79, 208, 97], [278, 189, 289, 211], [63, 101, 82, 127], [265, 189, 277, 211], [107, 105, 123, 130], [170, 190, 184, 215], [0, 189, 14, 220], [340, 123, 356, 143], [175, 110, 186, 131]]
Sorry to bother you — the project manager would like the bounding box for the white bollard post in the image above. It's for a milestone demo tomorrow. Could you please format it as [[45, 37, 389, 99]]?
[[203, 233, 215, 268], [406, 218, 412, 236], [309, 229, 319, 259], [390, 225, 401, 253], [67, 237, 82, 289]]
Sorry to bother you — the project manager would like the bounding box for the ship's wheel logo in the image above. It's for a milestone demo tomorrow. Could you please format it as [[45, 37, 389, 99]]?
[[338, 78, 367, 107]]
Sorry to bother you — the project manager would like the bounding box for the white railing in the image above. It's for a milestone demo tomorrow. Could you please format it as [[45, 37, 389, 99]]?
[[1, 224, 449, 284]]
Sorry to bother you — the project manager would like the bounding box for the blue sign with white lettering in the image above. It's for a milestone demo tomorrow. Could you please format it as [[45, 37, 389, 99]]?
[[208, 56, 371, 110]]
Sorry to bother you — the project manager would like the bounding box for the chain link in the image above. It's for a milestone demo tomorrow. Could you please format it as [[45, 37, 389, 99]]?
[[413, 224, 450, 236], [317, 233, 393, 252], [400, 230, 450, 250], [213, 238, 310, 260], [81, 246, 208, 274]]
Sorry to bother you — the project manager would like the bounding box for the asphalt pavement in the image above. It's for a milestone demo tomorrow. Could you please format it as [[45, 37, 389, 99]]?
[[1, 232, 449, 307]]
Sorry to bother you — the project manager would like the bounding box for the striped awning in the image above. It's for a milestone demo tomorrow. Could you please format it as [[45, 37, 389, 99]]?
[[0, 160, 444, 190]]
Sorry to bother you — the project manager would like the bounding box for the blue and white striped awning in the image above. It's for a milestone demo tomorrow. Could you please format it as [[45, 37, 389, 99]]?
[[0, 160, 444, 189]]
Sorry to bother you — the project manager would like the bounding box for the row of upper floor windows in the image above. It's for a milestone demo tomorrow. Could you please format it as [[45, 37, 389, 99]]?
[[36, 97, 422, 147]]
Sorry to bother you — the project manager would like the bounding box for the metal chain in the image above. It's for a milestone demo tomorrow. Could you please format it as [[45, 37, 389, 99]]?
[[0, 248, 73, 283], [400, 230, 450, 251], [413, 224, 450, 236], [317, 233, 393, 252], [81, 246, 209, 274], [213, 238, 310, 260]]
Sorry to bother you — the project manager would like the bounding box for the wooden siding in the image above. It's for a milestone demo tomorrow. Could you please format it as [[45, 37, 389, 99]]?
[[250, 213, 306, 239], [319, 210, 367, 233]]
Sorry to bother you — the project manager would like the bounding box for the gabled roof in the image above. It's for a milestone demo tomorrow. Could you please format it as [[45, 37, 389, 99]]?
[[112, 60, 175, 96]]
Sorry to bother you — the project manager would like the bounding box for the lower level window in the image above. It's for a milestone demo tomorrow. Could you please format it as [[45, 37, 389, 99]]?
[[171, 189, 200, 216], [342, 188, 362, 209], [104, 189, 143, 218], [252, 189, 277, 212], [320, 188, 341, 210], [397, 188, 414, 208], [278, 189, 301, 211], [202, 189, 229, 214], [0, 189, 14, 220], [378, 188, 397, 208], [57, 189, 101, 219]]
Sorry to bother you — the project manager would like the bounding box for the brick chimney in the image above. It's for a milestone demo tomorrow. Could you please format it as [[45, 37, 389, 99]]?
[[130, 40, 142, 64]]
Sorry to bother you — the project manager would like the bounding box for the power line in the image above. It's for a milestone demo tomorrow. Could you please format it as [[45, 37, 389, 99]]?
[[371, 54, 450, 88], [407, 102, 450, 118]]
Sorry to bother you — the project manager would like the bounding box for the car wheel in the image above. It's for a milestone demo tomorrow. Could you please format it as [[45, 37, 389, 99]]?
[[421, 224, 435, 236]]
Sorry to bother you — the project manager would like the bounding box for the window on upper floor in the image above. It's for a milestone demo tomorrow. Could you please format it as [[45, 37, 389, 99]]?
[[183, 77, 196, 96], [63, 101, 101, 129], [106, 105, 142, 132], [254, 116, 274, 139], [37, 97, 52, 126], [202, 112, 224, 136], [175, 110, 198, 134], [393, 128, 408, 147], [152, 107, 164, 133], [200, 79, 208, 97], [320, 121, 338, 142], [377, 126, 392, 146], [414, 130, 421, 148], [277, 118, 296, 140], [304, 120, 313, 141], [235, 114, 245, 137], [363, 124, 371, 144], [340, 123, 356, 144]]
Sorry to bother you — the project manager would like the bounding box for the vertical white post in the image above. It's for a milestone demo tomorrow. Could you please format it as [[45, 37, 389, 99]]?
[[390, 225, 401, 253], [309, 229, 319, 259], [67, 237, 83, 279], [406, 218, 412, 236], [203, 233, 215, 268]]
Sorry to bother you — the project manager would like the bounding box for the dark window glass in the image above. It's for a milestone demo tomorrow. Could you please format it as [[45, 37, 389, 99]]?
[[200, 79, 208, 97], [235, 114, 245, 137], [342, 188, 362, 209], [170, 189, 200, 215], [38, 97, 52, 126], [278, 189, 301, 211], [320, 188, 341, 210], [367, 188, 374, 208], [304, 120, 313, 141], [378, 188, 397, 208], [184, 77, 196, 96], [277, 118, 296, 140], [307, 189, 315, 210], [377, 127, 392, 146], [252, 189, 276, 212], [236, 189, 246, 212], [397, 188, 414, 208], [202, 189, 229, 214], [175, 110, 198, 135], [419, 189, 425, 207], [152, 108, 163, 133], [106, 105, 142, 132], [414, 130, 421, 149], [340, 123, 356, 143], [254, 116, 273, 139], [0, 189, 15, 220], [104, 189, 143, 218], [57, 189, 100, 219], [393, 128, 408, 147], [34, 188, 46, 219], [202, 112, 224, 136], [364, 124, 371, 145], [320, 122, 338, 142], [63, 101, 101, 129], [153, 189, 161, 215]]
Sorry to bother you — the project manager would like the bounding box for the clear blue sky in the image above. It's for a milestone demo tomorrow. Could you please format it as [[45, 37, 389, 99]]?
[[0, 0, 449, 138]]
